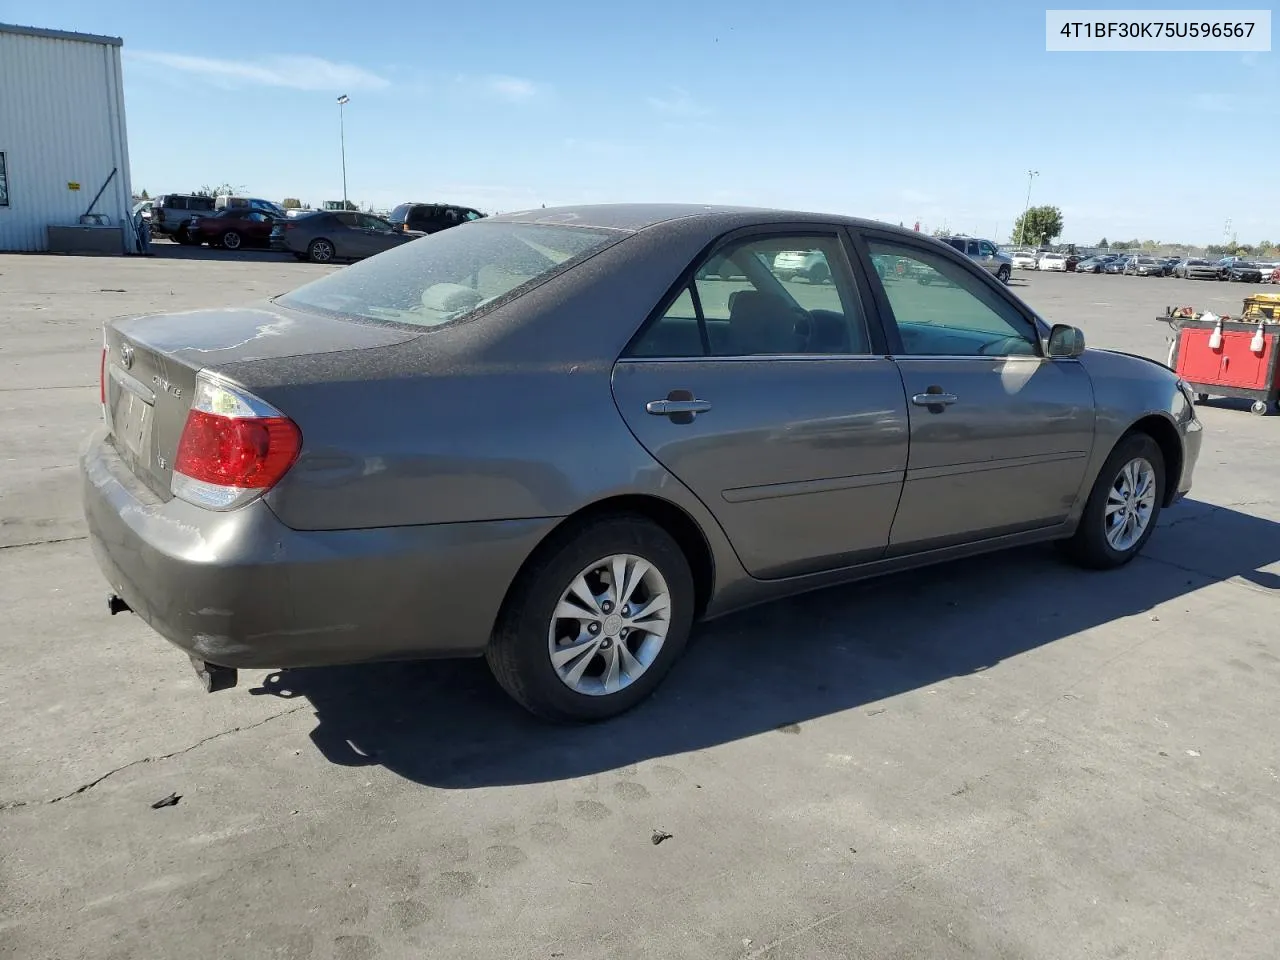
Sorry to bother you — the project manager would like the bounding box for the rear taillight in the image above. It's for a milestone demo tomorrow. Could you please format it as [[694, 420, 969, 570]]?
[[171, 376, 301, 511], [99, 344, 107, 407]]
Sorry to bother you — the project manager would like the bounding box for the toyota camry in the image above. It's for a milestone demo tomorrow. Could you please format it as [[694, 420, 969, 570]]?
[[83, 204, 1203, 722]]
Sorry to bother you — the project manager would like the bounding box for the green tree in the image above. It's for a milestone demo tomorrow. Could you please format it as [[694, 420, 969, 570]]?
[[138, 188, 150, 201], [1098, 237, 1108, 248], [1011, 205, 1064, 248], [195, 182, 244, 198], [282, 197, 302, 209]]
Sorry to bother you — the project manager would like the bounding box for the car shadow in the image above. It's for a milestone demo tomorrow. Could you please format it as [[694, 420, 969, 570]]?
[[143, 240, 297, 262], [250, 500, 1277, 788]]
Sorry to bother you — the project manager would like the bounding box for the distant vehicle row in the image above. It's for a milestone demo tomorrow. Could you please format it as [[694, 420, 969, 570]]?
[[1072, 253, 1279, 281], [133, 193, 487, 261]]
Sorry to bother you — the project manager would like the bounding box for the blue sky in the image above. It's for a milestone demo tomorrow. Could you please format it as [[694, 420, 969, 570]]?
[[3, 0, 1274, 244]]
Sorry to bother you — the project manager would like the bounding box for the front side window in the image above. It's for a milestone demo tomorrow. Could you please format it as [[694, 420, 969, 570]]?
[[979, 241, 998, 256], [965, 240, 981, 256], [0, 152, 8, 206], [628, 234, 871, 358], [278, 221, 618, 329], [866, 238, 1038, 358]]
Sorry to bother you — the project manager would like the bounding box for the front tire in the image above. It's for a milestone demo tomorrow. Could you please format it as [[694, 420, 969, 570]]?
[[1062, 433, 1165, 570], [221, 230, 242, 250], [997, 265, 1011, 284], [486, 515, 695, 723], [808, 262, 830, 284]]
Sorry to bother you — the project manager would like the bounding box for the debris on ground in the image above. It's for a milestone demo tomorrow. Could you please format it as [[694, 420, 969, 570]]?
[[150, 792, 181, 809], [651, 830, 673, 846]]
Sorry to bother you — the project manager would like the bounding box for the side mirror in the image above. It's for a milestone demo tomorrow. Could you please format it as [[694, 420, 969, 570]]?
[[1047, 323, 1086, 358]]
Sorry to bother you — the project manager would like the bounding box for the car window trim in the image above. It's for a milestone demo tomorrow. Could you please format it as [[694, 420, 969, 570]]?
[[849, 227, 1047, 359], [620, 222, 888, 362]]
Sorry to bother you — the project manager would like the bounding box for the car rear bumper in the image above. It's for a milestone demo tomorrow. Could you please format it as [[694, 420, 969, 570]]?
[[81, 427, 558, 669]]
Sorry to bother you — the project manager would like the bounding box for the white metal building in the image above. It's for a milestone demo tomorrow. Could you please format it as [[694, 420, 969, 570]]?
[[0, 23, 136, 253]]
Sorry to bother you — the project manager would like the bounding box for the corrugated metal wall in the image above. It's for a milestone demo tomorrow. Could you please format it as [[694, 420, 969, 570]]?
[[0, 29, 135, 252]]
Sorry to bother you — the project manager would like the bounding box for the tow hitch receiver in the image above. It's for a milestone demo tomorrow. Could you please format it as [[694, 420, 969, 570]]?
[[189, 656, 238, 693]]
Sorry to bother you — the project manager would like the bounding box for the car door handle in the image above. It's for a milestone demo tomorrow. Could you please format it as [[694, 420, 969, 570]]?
[[911, 392, 958, 406], [646, 398, 712, 417]]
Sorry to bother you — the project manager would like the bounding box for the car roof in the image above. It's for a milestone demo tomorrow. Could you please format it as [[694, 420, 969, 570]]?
[[484, 203, 947, 239]]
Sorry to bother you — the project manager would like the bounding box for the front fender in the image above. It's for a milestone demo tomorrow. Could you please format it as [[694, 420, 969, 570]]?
[[1073, 348, 1197, 515]]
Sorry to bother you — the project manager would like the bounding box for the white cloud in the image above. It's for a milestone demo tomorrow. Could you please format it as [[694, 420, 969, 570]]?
[[900, 188, 934, 205], [486, 75, 539, 101], [125, 51, 390, 92], [1191, 92, 1236, 113], [646, 87, 708, 118]]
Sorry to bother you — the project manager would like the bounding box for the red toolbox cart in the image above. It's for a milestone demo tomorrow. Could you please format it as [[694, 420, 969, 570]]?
[[1164, 313, 1280, 416]]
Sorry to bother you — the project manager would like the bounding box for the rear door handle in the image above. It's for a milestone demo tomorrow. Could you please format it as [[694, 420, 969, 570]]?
[[911, 392, 958, 407], [646, 399, 712, 417]]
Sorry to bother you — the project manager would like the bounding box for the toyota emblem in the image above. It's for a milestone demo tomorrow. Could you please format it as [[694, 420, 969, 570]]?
[[120, 344, 134, 370]]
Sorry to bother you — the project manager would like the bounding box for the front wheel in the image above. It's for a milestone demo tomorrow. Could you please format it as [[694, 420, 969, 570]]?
[[486, 515, 695, 722], [221, 230, 242, 250], [1061, 433, 1165, 570], [997, 265, 1011, 285], [808, 262, 830, 284]]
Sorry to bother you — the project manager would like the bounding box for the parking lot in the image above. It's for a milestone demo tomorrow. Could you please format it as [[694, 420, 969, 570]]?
[[2, 249, 1278, 960]]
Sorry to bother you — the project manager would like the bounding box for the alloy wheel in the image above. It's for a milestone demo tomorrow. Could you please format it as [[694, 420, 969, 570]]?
[[1105, 457, 1157, 552], [547, 554, 671, 696]]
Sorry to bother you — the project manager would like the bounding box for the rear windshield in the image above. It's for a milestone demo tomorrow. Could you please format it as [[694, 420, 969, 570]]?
[[387, 203, 412, 222], [277, 221, 619, 328]]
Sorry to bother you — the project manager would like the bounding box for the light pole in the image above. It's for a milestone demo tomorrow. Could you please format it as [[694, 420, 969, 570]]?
[[1016, 169, 1039, 248], [337, 94, 350, 211]]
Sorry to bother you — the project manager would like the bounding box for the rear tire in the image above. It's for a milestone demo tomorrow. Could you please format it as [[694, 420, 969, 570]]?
[[486, 514, 695, 723], [221, 230, 242, 250], [1061, 433, 1166, 570], [307, 238, 335, 263], [997, 265, 1011, 284], [809, 262, 830, 284]]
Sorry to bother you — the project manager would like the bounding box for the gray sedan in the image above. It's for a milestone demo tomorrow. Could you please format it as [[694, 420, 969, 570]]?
[[1175, 258, 1221, 280], [269, 209, 417, 263], [83, 205, 1204, 722]]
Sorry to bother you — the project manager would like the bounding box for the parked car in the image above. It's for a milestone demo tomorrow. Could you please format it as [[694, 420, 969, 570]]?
[[84, 204, 1203, 722], [1063, 253, 1082, 272], [1124, 256, 1164, 277], [1159, 257, 1181, 277], [1038, 252, 1068, 272], [1103, 256, 1128, 274], [270, 210, 419, 263], [189, 208, 280, 250], [1271, 265, 1280, 284], [1219, 259, 1263, 282], [215, 195, 288, 219], [1012, 250, 1039, 270], [936, 235, 1013, 284], [1075, 256, 1107, 274], [386, 202, 485, 235], [131, 199, 153, 223], [150, 193, 217, 244], [772, 249, 832, 283], [1175, 258, 1221, 280]]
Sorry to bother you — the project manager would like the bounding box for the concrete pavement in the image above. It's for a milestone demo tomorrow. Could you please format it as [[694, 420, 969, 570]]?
[[1, 253, 1276, 960]]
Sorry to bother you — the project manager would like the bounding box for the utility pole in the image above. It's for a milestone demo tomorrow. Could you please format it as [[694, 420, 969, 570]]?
[[337, 94, 350, 210], [1016, 169, 1039, 248]]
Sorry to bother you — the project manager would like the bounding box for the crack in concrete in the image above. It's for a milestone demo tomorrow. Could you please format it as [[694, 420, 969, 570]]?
[[0, 705, 307, 811], [0, 535, 89, 551]]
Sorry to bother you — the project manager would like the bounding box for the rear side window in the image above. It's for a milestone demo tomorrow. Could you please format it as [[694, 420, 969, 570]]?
[[278, 221, 619, 328], [388, 203, 412, 222]]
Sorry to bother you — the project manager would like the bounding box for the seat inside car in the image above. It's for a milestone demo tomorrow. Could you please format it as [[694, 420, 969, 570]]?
[[728, 291, 805, 355]]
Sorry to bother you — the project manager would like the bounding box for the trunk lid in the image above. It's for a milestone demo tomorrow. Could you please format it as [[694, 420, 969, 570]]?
[[104, 303, 419, 499]]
